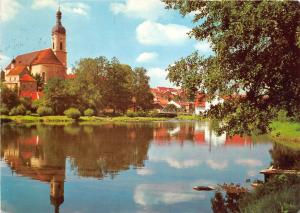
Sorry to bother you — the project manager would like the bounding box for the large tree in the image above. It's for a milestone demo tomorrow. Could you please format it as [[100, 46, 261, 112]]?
[[131, 67, 154, 111], [102, 58, 132, 113], [163, 1, 300, 135]]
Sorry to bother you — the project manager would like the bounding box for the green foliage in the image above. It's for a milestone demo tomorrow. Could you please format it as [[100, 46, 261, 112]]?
[[126, 109, 137, 117], [0, 83, 19, 109], [149, 109, 160, 117], [9, 104, 26, 115], [164, 104, 178, 112], [0, 105, 9, 115], [37, 106, 53, 116], [239, 175, 300, 213], [33, 73, 44, 90], [131, 67, 154, 111], [43, 78, 74, 114], [26, 110, 31, 115], [19, 97, 32, 111], [163, 1, 300, 135], [64, 108, 81, 120], [84, 108, 94, 116]]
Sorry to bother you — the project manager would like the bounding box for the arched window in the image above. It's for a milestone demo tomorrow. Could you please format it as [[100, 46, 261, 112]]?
[[60, 42, 63, 50], [53, 42, 54, 49], [42, 72, 45, 82]]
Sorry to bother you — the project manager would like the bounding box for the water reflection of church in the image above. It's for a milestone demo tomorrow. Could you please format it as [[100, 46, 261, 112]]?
[[3, 136, 65, 213]]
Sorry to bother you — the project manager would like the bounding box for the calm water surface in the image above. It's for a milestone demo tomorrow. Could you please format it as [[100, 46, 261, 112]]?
[[1, 121, 295, 213]]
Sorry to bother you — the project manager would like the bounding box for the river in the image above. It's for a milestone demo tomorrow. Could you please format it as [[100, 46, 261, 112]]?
[[1, 121, 297, 213]]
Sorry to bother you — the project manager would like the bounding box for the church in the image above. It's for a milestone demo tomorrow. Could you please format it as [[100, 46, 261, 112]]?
[[3, 8, 68, 99]]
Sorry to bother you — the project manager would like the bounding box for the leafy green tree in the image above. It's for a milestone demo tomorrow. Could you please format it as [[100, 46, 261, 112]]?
[[0, 83, 19, 109], [163, 1, 300, 135], [102, 58, 132, 113], [43, 78, 74, 114], [1, 70, 5, 82], [33, 73, 44, 90], [131, 67, 154, 111], [71, 57, 108, 111]]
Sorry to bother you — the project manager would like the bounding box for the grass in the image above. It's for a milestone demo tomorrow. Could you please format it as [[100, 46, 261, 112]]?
[[270, 121, 300, 150], [0, 115, 169, 125], [239, 175, 300, 213], [176, 114, 205, 121]]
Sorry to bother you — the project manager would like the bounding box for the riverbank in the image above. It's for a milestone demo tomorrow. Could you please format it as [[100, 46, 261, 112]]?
[[270, 121, 300, 150], [0, 115, 171, 124]]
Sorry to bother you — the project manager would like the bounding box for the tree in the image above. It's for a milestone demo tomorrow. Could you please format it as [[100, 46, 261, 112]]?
[[71, 57, 109, 111], [163, 1, 300, 135], [131, 67, 154, 111], [43, 78, 74, 114], [102, 58, 132, 113], [1, 70, 5, 82], [0, 83, 19, 109], [33, 73, 44, 90]]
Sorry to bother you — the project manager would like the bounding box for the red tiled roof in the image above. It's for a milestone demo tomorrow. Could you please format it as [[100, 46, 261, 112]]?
[[6, 49, 63, 69], [20, 91, 43, 100], [32, 49, 62, 65], [20, 74, 36, 82], [6, 65, 28, 76]]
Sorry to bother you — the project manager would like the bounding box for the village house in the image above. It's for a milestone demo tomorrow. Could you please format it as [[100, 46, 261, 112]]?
[[151, 87, 194, 113], [3, 8, 69, 100]]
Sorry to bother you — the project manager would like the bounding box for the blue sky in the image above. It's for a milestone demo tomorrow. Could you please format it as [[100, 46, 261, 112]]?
[[0, 0, 212, 87]]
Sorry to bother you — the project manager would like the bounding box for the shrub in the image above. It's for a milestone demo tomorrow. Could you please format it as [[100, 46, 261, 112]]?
[[37, 106, 53, 116], [64, 108, 81, 120], [136, 110, 147, 117], [26, 110, 31, 115], [9, 104, 26, 116], [84, 108, 94, 116], [0, 105, 9, 115], [164, 104, 178, 112], [149, 109, 160, 117], [126, 110, 137, 117]]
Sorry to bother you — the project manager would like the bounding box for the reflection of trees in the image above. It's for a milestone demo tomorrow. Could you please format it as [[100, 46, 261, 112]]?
[[1, 123, 153, 179], [270, 144, 300, 169]]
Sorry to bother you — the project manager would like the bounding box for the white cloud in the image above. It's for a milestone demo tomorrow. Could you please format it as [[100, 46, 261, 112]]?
[[32, 0, 90, 16], [194, 40, 214, 56], [0, 53, 10, 69], [137, 168, 154, 176], [134, 183, 205, 206], [136, 21, 190, 46], [0, 0, 21, 22], [136, 52, 158, 63], [147, 67, 167, 78], [235, 159, 263, 167], [110, 0, 166, 21], [206, 159, 228, 170]]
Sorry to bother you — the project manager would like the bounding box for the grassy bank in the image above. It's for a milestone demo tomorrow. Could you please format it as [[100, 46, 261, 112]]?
[[270, 121, 300, 150], [0, 115, 172, 125]]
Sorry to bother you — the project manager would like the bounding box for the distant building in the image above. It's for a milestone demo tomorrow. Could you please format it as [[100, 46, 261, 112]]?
[[151, 87, 194, 113], [3, 8, 69, 100]]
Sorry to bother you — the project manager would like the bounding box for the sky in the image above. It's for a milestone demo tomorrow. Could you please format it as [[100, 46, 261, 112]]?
[[0, 0, 212, 87]]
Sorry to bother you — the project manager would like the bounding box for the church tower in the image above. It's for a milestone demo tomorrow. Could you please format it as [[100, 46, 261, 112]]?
[[52, 8, 67, 68]]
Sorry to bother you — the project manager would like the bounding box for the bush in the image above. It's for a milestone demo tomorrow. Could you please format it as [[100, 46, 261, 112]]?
[[149, 109, 160, 117], [136, 110, 147, 117], [9, 104, 26, 115], [37, 106, 53, 116], [26, 110, 31, 115], [84, 108, 94, 116], [126, 110, 137, 117], [0, 105, 9, 115], [64, 108, 81, 120]]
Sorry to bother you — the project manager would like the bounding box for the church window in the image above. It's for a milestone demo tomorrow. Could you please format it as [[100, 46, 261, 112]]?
[[60, 42, 63, 50], [53, 42, 54, 49]]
